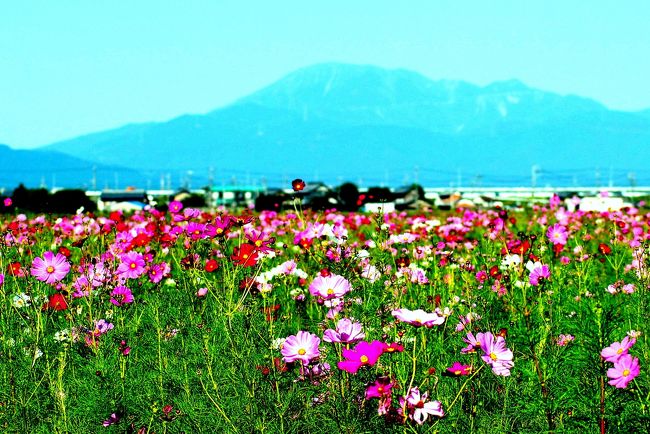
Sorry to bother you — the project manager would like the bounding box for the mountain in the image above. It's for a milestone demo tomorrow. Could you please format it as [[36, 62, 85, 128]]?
[[0, 144, 143, 190], [40, 63, 650, 188]]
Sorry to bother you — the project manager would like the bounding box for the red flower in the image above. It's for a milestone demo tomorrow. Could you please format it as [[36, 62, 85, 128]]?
[[130, 233, 151, 249], [291, 179, 306, 192], [396, 256, 410, 268], [510, 239, 530, 254], [261, 304, 280, 321], [231, 243, 259, 267], [58, 246, 71, 258], [598, 243, 612, 255], [44, 293, 68, 311], [8, 262, 23, 276], [204, 259, 219, 272]]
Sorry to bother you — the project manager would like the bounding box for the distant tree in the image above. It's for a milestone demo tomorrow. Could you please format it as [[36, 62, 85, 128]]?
[[182, 193, 207, 208], [11, 184, 51, 213], [49, 189, 97, 214], [364, 187, 393, 203], [337, 182, 360, 211], [255, 193, 284, 212]]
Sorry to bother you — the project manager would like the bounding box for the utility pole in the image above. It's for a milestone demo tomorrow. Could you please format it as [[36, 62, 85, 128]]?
[[531, 165, 540, 198], [92, 166, 97, 190], [608, 166, 613, 188]]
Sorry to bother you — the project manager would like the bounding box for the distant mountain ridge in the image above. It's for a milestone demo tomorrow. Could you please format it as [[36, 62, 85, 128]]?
[[0, 144, 145, 190], [4, 63, 649, 189]]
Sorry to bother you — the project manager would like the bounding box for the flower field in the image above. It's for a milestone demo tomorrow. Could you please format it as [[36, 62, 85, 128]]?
[[0, 196, 649, 433]]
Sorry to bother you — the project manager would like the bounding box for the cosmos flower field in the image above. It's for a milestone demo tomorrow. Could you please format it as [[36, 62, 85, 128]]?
[[0, 196, 649, 433]]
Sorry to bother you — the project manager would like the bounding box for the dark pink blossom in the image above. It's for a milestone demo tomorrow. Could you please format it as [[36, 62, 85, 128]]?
[[337, 340, 385, 374]]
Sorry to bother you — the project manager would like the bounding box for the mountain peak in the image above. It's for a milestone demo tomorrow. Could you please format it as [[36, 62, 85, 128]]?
[[484, 79, 530, 92]]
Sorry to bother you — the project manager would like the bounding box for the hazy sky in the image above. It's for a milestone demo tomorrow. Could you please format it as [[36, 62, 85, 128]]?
[[2, 0, 649, 148]]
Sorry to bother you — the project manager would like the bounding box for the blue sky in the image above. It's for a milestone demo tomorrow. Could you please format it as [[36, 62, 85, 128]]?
[[2, 0, 649, 148]]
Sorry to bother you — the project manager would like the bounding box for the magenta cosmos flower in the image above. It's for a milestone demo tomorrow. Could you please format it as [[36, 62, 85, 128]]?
[[309, 273, 352, 300], [391, 308, 445, 327], [117, 252, 146, 279], [478, 332, 514, 376], [528, 262, 550, 286], [446, 361, 473, 376], [365, 377, 394, 400], [546, 223, 568, 245], [281, 331, 321, 365], [323, 318, 365, 344], [110, 286, 134, 306], [338, 340, 385, 374], [601, 336, 636, 363], [31, 251, 71, 284], [607, 354, 640, 388]]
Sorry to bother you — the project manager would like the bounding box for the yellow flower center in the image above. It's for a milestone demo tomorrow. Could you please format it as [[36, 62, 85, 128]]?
[[327, 288, 334, 295], [255, 240, 263, 247], [46, 266, 55, 273], [298, 348, 306, 355], [377, 386, 384, 393], [623, 369, 630, 377], [130, 263, 137, 269], [360, 355, 369, 363], [455, 370, 461, 375], [242, 254, 249, 259], [490, 352, 498, 361], [617, 348, 623, 354]]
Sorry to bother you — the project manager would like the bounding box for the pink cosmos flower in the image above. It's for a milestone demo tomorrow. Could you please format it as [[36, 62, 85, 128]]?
[[148, 262, 170, 283], [461, 331, 482, 354], [102, 413, 120, 427], [477, 332, 514, 376], [446, 361, 473, 376], [168, 200, 183, 213], [196, 287, 208, 297], [337, 340, 385, 374], [365, 377, 395, 414], [31, 251, 71, 284], [92, 319, 114, 337], [281, 331, 321, 365], [117, 252, 146, 279], [309, 273, 352, 300], [185, 222, 206, 240], [528, 262, 550, 286], [399, 387, 444, 424], [391, 308, 445, 327], [607, 354, 640, 388], [557, 334, 575, 346], [382, 342, 404, 354], [601, 337, 636, 363], [110, 286, 134, 306], [323, 318, 365, 344], [547, 224, 568, 245], [365, 377, 394, 400]]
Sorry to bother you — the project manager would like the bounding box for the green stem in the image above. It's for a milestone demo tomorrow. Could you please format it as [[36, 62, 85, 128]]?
[[446, 364, 485, 414]]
